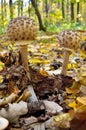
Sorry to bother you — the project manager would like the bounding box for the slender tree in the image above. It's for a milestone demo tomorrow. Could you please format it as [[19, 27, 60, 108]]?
[[77, 1, 80, 22], [17, 0, 23, 16], [18, 0, 21, 16], [62, 0, 65, 19], [45, 0, 48, 17], [28, 0, 31, 17], [66, 0, 70, 21], [31, 0, 46, 31], [9, 0, 13, 19], [1, 0, 4, 20], [21, 0, 23, 16], [70, 1, 74, 21], [4, 0, 7, 17]]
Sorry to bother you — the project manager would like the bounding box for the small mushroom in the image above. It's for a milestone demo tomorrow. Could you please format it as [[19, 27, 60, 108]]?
[[0, 117, 9, 130], [7, 16, 38, 80], [58, 30, 82, 75]]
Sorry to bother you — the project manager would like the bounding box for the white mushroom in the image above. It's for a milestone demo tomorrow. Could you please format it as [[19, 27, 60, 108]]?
[[58, 30, 82, 75], [0, 117, 9, 130], [7, 16, 38, 80]]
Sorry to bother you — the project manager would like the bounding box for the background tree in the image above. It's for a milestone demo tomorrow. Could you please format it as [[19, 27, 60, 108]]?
[[76, 1, 80, 22], [17, 0, 23, 16], [9, 0, 13, 19], [70, 1, 75, 21], [62, 0, 65, 19], [1, 0, 4, 21], [31, 0, 46, 31]]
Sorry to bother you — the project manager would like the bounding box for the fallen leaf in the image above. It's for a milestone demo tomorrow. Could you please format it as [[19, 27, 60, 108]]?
[[39, 70, 49, 77], [80, 77, 86, 86], [80, 85, 86, 95], [77, 96, 86, 105], [0, 75, 3, 83], [66, 87, 80, 94], [0, 61, 4, 71], [54, 112, 74, 128], [68, 100, 80, 111], [29, 58, 43, 64], [43, 100, 63, 114]]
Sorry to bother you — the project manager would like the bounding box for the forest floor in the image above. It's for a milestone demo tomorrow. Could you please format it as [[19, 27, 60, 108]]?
[[0, 32, 86, 130]]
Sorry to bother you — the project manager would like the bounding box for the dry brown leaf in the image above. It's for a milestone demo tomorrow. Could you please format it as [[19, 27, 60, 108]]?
[[8, 81, 20, 94]]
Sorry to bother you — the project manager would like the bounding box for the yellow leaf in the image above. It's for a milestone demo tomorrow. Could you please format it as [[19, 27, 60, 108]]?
[[72, 81, 81, 89], [66, 87, 80, 94], [40, 49, 49, 53], [68, 63, 72, 70], [0, 75, 3, 83], [68, 63, 79, 70], [80, 51, 86, 58], [0, 61, 4, 71], [68, 100, 80, 111], [76, 105, 86, 112], [82, 72, 86, 77], [40, 70, 49, 77], [2, 42, 9, 47], [29, 58, 43, 64], [80, 77, 86, 86], [43, 59, 50, 64], [54, 113, 73, 128]]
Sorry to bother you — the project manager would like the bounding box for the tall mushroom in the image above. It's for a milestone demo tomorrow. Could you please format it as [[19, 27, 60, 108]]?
[[58, 30, 82, 75], [7, 16, 38, 80]]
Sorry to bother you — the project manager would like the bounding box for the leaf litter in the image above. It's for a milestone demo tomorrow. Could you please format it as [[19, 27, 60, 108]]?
[[0, 33, 86, 130]]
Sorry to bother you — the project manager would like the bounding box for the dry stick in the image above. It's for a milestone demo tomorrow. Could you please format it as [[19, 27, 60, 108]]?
[[61, 50, 71, 75]]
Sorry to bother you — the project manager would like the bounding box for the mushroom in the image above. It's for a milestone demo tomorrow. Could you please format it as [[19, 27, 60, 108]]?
[[7, 16, 38, 80], [0, 117, 9, 130], [58, 30, 82, 75]]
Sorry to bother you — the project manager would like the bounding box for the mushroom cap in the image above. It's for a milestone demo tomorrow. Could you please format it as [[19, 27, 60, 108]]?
[[58, 30, 82, 51], [0, 117, 9, 130], [7, 16, 38, 41]]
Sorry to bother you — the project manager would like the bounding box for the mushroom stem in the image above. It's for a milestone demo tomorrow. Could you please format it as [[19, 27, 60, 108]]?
[[16, 41, 30, 80], [61, 50, 71, 75], [20, 45, 28, 70]]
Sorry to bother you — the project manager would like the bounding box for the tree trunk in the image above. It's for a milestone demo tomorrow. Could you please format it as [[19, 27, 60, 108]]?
[[70, 2, 74, 21], [21, 0, 23, 16], [1, 0, 4, 20], [45, 0, 48, 17], [62, 1, 65, 19], [28, 1, 31, 17], [66, 0, 70, 21], [4, 0, 7, 17], [31, 0, 46, 31], [77, 2, 80, 22], [9, 0, 13, 19], [18, 0, 20, 16]]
